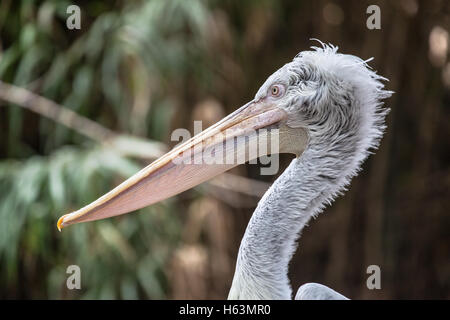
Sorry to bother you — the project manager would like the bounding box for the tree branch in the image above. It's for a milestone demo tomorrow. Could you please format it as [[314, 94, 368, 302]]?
[[0, 80, 115, 142]]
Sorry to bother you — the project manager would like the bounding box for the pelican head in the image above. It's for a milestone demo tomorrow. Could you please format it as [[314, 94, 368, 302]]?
[[57, 42, 391, 230], [256, 43, 391, 168]]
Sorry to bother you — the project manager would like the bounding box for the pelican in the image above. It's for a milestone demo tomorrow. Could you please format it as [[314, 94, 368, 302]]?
[[57, 42, 392, 300]]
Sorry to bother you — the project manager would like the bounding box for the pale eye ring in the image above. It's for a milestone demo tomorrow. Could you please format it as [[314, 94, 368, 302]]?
[[270, 84, 283, 98]]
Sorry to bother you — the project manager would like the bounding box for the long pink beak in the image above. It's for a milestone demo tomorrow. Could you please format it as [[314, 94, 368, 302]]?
[[57, 99, 307, 230]]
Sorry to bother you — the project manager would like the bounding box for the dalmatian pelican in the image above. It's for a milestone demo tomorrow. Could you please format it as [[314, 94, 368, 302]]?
[[57, 42, 392, 300]]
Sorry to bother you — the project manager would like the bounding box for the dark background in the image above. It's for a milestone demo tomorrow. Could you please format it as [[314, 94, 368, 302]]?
[[0, 0, 448, 299]]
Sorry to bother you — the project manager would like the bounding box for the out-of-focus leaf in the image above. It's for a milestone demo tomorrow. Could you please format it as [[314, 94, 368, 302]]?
[[0, 145, 179, 299]]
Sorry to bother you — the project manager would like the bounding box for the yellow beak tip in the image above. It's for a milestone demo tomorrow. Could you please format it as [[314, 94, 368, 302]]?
[[57, 215, 68, 232]]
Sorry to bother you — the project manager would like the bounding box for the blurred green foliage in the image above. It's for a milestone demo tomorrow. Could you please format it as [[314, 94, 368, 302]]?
[[0, 146, 180, 298], [0, 0, 213, 299]]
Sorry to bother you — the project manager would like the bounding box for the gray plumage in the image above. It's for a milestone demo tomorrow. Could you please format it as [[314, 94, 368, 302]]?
[[295, 283, 349, 300], [228, 42, 392, 300]]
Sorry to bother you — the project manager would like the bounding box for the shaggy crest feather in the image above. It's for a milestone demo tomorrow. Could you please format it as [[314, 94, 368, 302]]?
[[228, 42, 392, 300]]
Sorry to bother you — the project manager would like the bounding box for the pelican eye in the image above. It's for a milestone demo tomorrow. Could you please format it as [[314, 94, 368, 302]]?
[[269, 84, 284, 98]]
